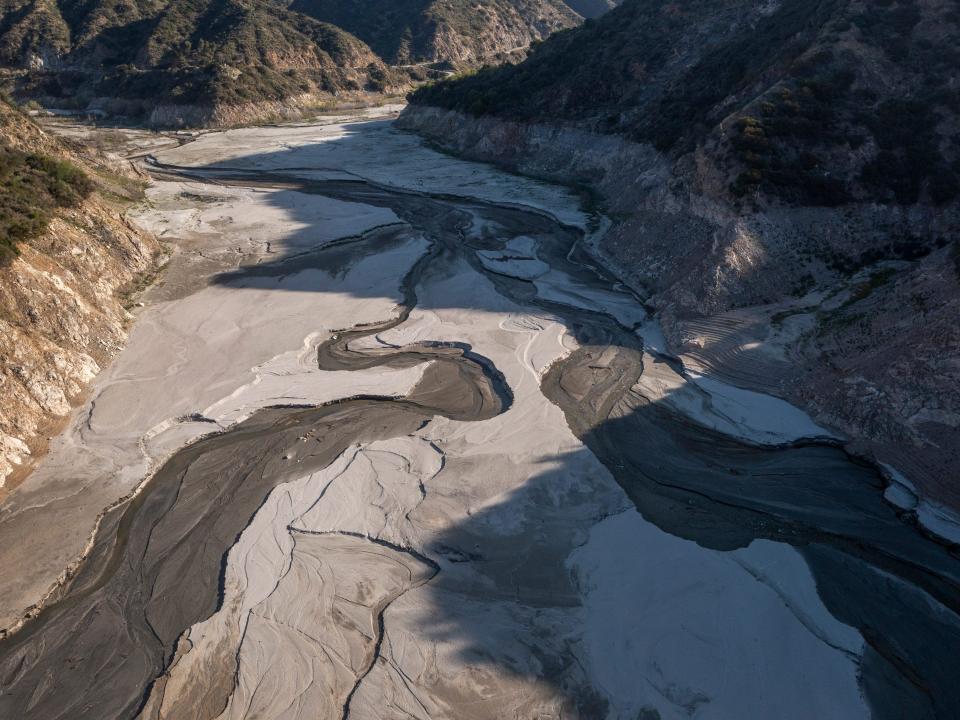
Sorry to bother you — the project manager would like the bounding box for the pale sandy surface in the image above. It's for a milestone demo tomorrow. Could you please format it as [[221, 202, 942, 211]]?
[[146, 247, 868, 720], [0, 168, 427, 633], [148, 115, 589, 230], [0, 116, 879, 719]]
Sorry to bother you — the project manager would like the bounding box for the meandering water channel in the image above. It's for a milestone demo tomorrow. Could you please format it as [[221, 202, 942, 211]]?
[[1, 160, 958, 719]]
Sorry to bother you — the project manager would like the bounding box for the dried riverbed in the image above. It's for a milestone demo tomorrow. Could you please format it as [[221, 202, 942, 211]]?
[[0, 116, 958, 720]]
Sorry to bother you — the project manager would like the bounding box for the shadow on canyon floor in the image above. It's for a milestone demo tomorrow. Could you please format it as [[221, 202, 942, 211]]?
[[429, 403, 960, 719], [181, 139, 960, 718], [3, 130, 958, 720]]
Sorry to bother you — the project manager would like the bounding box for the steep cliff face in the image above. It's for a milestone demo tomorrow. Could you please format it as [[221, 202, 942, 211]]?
[[0, 102, 160, 492], [400, 0, 960, 517]]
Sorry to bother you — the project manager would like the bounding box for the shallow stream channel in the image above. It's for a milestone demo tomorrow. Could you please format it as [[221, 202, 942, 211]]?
[[1, 118, 957, 720]]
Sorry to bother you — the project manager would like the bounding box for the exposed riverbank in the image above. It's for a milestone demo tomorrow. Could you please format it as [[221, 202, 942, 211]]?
[[0, 114, 957, 719]]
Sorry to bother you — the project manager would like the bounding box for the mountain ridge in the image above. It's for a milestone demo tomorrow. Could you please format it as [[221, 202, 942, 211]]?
[[0, 0, 586, 125]]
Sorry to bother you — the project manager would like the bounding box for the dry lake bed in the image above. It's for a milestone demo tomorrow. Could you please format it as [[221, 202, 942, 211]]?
[[0, 109, 958, 720]]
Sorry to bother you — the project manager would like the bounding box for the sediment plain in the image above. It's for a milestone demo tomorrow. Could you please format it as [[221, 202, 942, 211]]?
[[0, 111, 958, 719]]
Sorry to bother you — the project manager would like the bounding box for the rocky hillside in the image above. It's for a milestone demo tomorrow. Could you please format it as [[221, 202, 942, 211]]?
[[0, 99, 159, 493], [290, 0, 582, 65], [0, 0, 404, 125], [404, 0, 960, 520], [413, 0, 959, 208], [0, 0, 582, 125]]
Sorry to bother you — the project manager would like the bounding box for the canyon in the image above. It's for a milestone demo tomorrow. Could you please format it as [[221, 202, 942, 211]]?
[[0, 108, 957, 719], [0, 0, 956, 717]]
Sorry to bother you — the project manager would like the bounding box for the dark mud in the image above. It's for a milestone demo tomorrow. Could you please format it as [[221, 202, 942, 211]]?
[[0, 182, 511, 720], [0, 166, 957, 720], [542, 337, 960, 719]]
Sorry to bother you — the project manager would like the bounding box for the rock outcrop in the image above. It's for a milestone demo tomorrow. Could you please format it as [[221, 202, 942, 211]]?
[[0, 103, 160, 491]]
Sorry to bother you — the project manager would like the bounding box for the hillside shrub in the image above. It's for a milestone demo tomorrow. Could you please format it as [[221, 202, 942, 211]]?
[[0, 145, 94, 264]]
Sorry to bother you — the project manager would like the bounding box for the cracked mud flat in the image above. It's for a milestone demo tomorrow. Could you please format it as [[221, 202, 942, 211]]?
[[1, 117, 958, 720]]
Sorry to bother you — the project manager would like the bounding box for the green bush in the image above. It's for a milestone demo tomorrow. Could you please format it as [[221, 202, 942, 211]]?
[[729, 72, 854, 207], [0, 145, 94, 265]]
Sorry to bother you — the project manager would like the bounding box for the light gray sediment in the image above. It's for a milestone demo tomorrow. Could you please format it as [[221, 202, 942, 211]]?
[[0, 166, 957, 720]]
